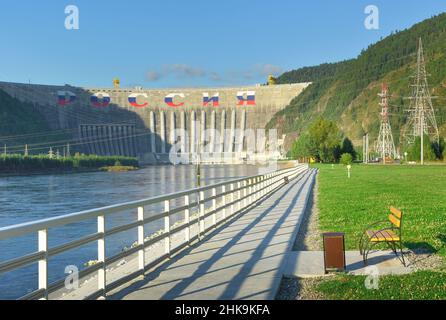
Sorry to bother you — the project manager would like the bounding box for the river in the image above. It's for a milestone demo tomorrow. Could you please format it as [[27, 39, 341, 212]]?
[[0, 164, 262, 299]]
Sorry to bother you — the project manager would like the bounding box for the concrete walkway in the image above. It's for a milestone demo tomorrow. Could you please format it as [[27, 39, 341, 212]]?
[[109, 168, 317, 300]]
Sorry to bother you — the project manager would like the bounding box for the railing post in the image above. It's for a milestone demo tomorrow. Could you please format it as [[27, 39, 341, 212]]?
[[137, 206, 145, 277], [199, 191, 205, 239], [230, 183, 235, 217], [221, 185, 226, 220], [38, 229, 48, 300], [248, 179, 253, 204], [254, 177, 258, 201], [261, 176, 265, 197], [212, 188, 217, 228], [164, 200, 170, 257], [184, 195, 190, 244], [243, 180, 248, 208], [237, 181, 242, 211], [97, 215, 106, 299]]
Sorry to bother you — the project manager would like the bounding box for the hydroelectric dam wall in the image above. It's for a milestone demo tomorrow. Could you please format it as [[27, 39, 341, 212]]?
[[0, 81, 309, 163]]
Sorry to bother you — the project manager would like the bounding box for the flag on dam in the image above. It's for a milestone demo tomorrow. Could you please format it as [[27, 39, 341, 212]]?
[[202, 93, 219, 107], [128, 93, 149, 107], [164, 93, 185, 107], [90, 92, 111, 107], [237, 91, 255, 105], [57, 91, 76, 106]]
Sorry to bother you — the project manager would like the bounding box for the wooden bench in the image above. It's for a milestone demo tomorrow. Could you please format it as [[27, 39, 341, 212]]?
[[359, 207, 406, 266]]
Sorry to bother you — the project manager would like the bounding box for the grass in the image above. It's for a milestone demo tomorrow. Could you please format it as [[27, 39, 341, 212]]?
[[314, 163, 446, 256], [308, 163, 446, 300], [315, 271, 446, 300]]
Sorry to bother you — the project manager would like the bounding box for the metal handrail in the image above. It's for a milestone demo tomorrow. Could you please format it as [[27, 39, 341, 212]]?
[[0, 164, 308, 300]]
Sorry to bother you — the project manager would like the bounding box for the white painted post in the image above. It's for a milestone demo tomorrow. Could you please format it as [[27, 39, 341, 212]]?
[[237, 181, 242, 211], [243, 180, 248, 208], [221, 185, 226, 220], [97, 215, 106, 298], [38, 229, 48, 300], [137, 206, 145, 276], [184, 195, 190, 244], [248, 179, 253, 204], [164, 200, 170, 256], [199, 191, 205, 238], [230, 184, 235, 216], [212, 188, 217, 228]]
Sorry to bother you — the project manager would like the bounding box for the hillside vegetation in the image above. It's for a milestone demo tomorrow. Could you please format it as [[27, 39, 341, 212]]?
[[268, 13, 446, 149], [0, 89, 71, 151]]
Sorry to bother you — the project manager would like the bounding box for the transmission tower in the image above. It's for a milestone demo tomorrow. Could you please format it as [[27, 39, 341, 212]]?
[[403, 38, 439, 152], [374, 83, 396, 163]]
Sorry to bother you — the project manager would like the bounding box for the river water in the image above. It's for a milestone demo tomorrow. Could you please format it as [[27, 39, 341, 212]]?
[[0, 164, 261, 299]]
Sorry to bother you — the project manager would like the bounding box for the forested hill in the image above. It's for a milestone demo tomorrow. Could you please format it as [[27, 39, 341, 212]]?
[[0, 89, 69, 151], [268, 13, 446, 149]]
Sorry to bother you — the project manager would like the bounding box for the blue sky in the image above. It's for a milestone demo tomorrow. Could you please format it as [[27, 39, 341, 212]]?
[[0, 0, 445, 88]]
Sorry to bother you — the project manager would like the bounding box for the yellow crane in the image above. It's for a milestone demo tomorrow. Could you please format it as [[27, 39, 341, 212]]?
[[267, 75, 277, 86], [113, 78, 120, 89]]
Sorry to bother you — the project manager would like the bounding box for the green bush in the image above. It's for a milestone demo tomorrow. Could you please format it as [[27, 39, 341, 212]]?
[[340, 153, 353, 165], [0, 154, 138, 173]]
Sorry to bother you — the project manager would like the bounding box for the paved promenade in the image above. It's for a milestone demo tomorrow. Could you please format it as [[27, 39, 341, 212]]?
[[110, 168, 317, 300]]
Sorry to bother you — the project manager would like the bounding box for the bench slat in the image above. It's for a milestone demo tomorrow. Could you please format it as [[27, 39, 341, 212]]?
[[388, 213, 401, 227], [390, 206, 402, 218]]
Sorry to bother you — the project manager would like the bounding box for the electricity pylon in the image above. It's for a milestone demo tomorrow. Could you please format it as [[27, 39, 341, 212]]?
[[374, 83, 396, 163], [403, 38, 439, 164]]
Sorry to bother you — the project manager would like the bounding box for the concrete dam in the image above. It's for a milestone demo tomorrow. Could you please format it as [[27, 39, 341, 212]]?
[[0, 81, 309, 163]]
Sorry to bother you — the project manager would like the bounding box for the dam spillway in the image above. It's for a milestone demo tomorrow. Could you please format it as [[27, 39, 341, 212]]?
[[0, 81, 310, 163]]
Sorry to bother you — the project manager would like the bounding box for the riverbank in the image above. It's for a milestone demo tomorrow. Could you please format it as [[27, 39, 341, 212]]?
[[0, 154, 139, 177]]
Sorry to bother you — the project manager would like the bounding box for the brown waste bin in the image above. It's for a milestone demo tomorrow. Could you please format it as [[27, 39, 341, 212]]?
[[322, 232, 346, 273]]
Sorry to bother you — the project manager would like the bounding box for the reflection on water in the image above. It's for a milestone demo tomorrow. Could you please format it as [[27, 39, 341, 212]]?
[[0, 165, 259, 299]]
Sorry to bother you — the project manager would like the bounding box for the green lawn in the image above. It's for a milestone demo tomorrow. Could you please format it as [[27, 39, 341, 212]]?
[[315, 271, 446, 300], [309, 164, 446, 300], [314, 164, 446, 255]]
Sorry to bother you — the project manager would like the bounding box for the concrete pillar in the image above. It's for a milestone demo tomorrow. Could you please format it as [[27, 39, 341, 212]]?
[[180, 111, 187, 154], [81, 125, 90, 154], [104, 126, 111, 156], [122, 126, 129, 156], [238, 110, 246, 153], [230, 109, 236, 153], [190, 111, 197, 154], [90, 126, 98, 155], [169, 111, 176, 153], [109, 126, 118, 156], [160, 111, 166, 154], [131, 126, 138, 157], [220, 110, 226, 153], [210, 110, 216, 153], [200, 110, 206, 153], [116, 126, 125, 156], [98, 125, 107, 156], [149, 111, 156, 153]]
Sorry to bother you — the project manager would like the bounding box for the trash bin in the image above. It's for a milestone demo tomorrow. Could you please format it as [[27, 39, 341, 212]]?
[[322, 232, 346, 273]]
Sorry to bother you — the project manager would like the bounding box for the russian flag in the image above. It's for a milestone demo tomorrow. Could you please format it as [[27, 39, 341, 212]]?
[[57, 91, 76, 106], [237, 91, 255, 106], [203, 93, 219, 107], [128, 93, 148, 108], [90, 92, 111, 107], [165, 93, 185, 107]]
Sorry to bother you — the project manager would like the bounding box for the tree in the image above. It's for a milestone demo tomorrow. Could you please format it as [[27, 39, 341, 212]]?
[[308, 118, 342, 163], [340, 153, 353, 165], [341, 137, 356, 160], [407, 135, 437, 161], [290, 133, 312, 160], [432, 137, 445, 160]]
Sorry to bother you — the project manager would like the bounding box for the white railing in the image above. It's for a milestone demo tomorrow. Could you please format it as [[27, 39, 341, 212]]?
[[0, 164, 308, 300]]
